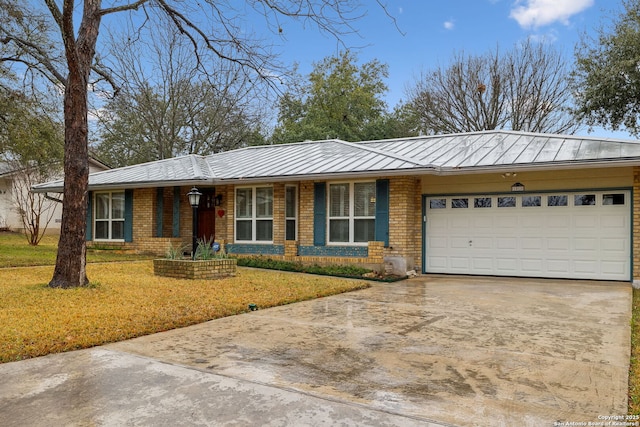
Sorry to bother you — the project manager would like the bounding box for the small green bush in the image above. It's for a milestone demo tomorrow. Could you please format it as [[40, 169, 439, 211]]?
[[236, 256, 372, 277]]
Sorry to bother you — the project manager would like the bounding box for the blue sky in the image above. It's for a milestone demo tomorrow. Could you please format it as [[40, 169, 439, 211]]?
[[260, 0, 627, 138]]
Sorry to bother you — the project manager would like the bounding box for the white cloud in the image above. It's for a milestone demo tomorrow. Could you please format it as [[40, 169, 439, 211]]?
[[443, 20, 455, 30], [510, 0, 594, 29]]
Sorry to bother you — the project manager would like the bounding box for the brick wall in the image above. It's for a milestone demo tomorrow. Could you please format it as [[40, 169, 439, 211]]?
[[101, 176, 422, 269]]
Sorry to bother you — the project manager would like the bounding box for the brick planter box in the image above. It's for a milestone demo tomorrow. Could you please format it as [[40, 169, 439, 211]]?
[[153, 258, 237, 280]]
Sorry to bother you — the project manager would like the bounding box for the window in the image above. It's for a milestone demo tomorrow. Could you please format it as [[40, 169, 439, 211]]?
[[575, 194, 596, 206], [94, 192, 125, 240], [329, 182, 375, 244], [285, 185, 297, 240], [452, 198, 469, 208], [429, 199, 446, 209], [498, 196, 516, 207], [474, 197, 492, 208], [603, 193, 625, 205], [236, 187, 273, 242], [548, 195, 568, 207], [522, 196, 541, 207]]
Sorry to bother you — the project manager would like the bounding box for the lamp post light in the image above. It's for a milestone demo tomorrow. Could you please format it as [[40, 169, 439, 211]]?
[[187, 187, 202, 260]]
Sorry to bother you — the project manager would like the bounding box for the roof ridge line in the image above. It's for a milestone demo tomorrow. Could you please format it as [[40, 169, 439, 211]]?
[[339, 140, 433, 168]]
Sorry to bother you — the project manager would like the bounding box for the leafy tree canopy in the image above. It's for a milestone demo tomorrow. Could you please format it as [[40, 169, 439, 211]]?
[[270, 51, 417, 143], [571, 0, 640, 136]]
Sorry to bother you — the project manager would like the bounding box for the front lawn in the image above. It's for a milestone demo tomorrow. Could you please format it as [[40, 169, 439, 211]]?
[[0, 232, 149, 267], [0, 261, 368, 363]]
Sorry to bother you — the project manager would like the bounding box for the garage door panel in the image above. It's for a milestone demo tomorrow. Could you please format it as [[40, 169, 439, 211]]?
[[496, 259, 518, 272], [547, 215, 570, 228], [520, 259, 543, 272], [450, 237, 470, 249], [450, 258, 470, 269], [429, 237, 448, 249], [472, 238, 493, 249], [472, 258, 494, 271], [574, 216, 598, 228], [521, 238, 543, 250], [547, 259, 570, 274], [496, 238, 517, 249], [574, 238, 598, 251], [574, 260, 598, 274], [601, 261, 628, 275], [547, 238, 570, 251], [425, 190, 630, 280], [601, 238, 627, 252]]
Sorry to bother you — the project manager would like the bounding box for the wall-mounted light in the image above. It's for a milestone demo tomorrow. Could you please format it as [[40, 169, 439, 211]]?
[[511, 182, 525, 192], [215, 193, 223, 206], [501, 172, 518, 179]]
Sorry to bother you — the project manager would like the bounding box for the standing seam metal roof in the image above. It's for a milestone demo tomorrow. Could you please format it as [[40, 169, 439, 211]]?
[[32, 130, 640, 192]]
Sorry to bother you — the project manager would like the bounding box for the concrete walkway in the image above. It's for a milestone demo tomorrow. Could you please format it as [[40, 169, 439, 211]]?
[[0, 275, 632, 426]]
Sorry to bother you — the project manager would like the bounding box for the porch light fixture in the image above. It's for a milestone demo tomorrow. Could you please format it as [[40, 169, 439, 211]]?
[[214, 193, 223, 206], [511, 182, 525, 192], [187, 187, 202, 259]]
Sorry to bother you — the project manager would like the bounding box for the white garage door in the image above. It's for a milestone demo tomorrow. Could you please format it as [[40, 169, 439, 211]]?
[[425, 190, 630, 281]]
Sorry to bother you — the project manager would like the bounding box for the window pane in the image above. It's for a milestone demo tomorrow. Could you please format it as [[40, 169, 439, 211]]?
[[236, 220, 252, 240], [354, 182, 376, 217], [95, 194, 110, 219], [474, 197, 492, 208], [498, 197, 516, 207], [354, 219, 375, 242], [256, 187, 273, 218], [329, 219, 349, 242], [95, 221, 109, 239], [285, 186, 296, 218], [285, 219, 296, 241], [522, 196, 541, 207], [111, 221, 124, 240], [575, 194, 596, 206], [256, 220, 273, 241], [548, 195, 567, 207], [330, 184, 349, 217], [603, 193, 625, 205], [429, 199, 446, 209], [111, 192, 125, 219], [236, 188, 252, 218], [452, 198, 468, 208]]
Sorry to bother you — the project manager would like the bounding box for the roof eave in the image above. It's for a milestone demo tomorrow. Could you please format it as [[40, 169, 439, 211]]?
[[433, 159, 640, 175]]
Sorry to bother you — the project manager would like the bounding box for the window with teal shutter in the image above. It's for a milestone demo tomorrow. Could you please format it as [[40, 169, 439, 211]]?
[[375, 179, 389, 247]]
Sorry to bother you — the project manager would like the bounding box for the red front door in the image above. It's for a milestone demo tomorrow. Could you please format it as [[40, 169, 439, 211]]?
[[198, 189, 216, 241]]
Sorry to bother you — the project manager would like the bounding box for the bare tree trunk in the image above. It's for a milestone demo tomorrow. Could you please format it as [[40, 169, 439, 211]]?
[[48, 0, 101, 288], [49, 74, 89, 288]]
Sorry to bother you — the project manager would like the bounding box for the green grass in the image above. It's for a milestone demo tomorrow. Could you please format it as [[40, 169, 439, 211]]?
[[0, 232, 149, 267]]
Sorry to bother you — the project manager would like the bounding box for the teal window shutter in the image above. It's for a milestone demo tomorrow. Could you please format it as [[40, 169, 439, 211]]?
[[86, 191, 93, 241], [172, 187, 180, 237], [375, 179, 390, 247], [124, 189, 134, 243], [156, 187, 164, 237], [313, 182, 326, 246]]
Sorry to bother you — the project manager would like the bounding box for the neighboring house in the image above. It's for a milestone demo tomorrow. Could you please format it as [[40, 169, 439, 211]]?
[[2, 157, 109, 234], [33, 130, 640, 283]]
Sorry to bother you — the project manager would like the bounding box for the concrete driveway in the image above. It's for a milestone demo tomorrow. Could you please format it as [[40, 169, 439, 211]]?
[[0, 275, 631, 426]]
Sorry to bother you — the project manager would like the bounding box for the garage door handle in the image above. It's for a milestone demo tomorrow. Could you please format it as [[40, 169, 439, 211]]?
[[469, 240, 473, 247]]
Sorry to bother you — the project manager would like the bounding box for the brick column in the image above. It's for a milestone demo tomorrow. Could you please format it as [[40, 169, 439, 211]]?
[[284, 240, 299, 260]]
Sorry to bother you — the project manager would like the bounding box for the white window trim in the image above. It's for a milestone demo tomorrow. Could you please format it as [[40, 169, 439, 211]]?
[[285, 184, 298, 241], [235, 185, 274, 244], [93, 191, 125, 242], [327, 181, 375, 246]]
